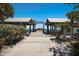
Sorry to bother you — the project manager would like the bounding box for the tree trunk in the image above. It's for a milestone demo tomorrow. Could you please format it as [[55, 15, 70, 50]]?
[[63, 26, 66, 38], [71, 19, 74, 39], [71, 25, 73, 38]]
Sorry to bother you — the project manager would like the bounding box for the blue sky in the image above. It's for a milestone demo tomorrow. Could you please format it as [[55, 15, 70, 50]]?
[[11, 3, 73, 28], [11, 3, 73, 21]]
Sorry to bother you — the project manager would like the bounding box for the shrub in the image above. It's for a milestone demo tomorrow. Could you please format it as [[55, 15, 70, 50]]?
[[0, 24, 26, 48], [0, 37, 5, 50], [71, 42, 79, 56]]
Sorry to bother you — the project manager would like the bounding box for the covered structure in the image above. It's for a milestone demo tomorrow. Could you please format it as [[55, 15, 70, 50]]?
[[4, 18, 36, 33], [45, 18, 70, 34], [73, 23, 79, 34]]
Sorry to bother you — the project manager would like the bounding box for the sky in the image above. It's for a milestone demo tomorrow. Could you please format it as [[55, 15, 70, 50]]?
[[11, 3, 73, 28], [11, 3, 73, 21]]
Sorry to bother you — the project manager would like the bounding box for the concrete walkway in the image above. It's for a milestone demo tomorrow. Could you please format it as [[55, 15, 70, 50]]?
[[29, 30, 50, 37], [5, 30, 54, 56]]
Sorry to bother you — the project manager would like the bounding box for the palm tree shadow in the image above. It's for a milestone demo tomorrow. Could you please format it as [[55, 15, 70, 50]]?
[[49, 48, 53, 52], [50, 38, 63, 44]]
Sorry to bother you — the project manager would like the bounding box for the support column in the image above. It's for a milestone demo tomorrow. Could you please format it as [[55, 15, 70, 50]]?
[[54, 26, 56, 35], [29, 24, 31, 33], [52, 25, 53, 33], [43, 23, 44, 33], [49, 25, 51, 33], [35, 25, 36, 32], [47, 25, 49, 33], [61, 26, 63, 33], [50, 25, 52, 33], [24, 25, 26, 32], [50, 25, 52, 35], [33, 25, 35, 32]]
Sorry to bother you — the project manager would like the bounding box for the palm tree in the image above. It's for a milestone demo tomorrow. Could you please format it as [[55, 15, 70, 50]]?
[[66, 11, 79, 38], [0, 3, 14, 24], [73, 3, 79, 10], [65, 3, 79, 38], [65, 22, 71, 33], [31, 20, 36, 32], [0, 3, 14, 49]]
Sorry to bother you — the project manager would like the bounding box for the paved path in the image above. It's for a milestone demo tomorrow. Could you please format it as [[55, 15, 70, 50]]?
[[29, 30, 50, 37], [5, 30, 54, 56]]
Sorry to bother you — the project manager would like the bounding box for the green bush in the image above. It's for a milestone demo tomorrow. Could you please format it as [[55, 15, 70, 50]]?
[[0, 37, 5, 50], [0, 24, 26, 48], [71, 42, 79, 56]]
